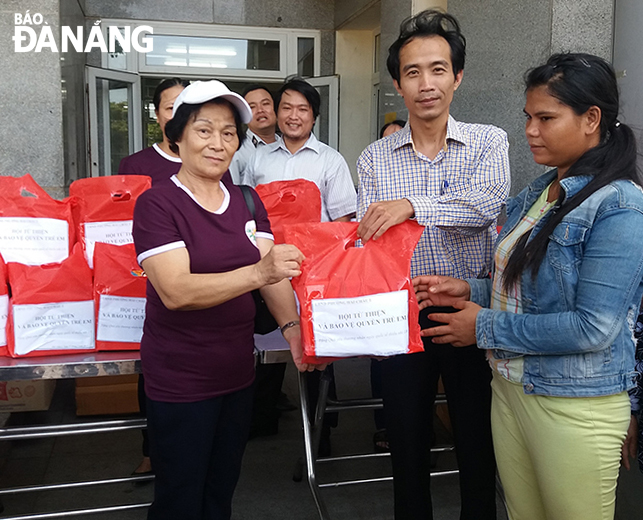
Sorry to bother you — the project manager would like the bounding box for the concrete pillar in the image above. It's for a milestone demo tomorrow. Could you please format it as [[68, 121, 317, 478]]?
[[60, 0, 87, 187], [448, 0, 614, 193], [336, 30, 374, 180], [551, 0, 614, 60], [0, 0, 65, 198], [379, 0, 411, 124], [614, 0, 643, 130], [413, 0, 447, 13], [448, 0, 552, 193]]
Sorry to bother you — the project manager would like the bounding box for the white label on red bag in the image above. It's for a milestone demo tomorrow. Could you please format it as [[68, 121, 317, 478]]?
[[0, 294, 8, 347], [97, 295, 145, 343], [83, 220, 133, 268], [311, 290, 409, 357], [12, 301, 95, 355], [0, 217, 69, 265]]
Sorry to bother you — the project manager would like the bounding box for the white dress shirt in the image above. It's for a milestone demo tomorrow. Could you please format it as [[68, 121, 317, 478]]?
[[245, 133, 356, 222], [228, 129, 276, 184]]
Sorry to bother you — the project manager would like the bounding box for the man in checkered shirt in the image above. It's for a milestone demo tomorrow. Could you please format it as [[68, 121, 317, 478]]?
[[356, 10, 510, 520]]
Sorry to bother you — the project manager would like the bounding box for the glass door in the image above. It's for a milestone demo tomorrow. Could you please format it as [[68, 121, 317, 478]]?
[[308, 75, 339, 150], [86, 67, 142, 177]]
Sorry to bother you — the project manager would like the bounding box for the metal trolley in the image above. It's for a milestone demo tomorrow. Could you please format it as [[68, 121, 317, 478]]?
[[254, 330, 459, 520], [0, 351, 152, 519], [0, 336, 470, 520]]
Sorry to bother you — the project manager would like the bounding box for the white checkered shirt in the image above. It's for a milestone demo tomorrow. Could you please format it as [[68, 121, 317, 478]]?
[[357, 116, 510, 279]]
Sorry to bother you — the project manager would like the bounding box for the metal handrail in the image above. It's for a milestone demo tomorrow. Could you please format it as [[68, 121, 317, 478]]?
[[0, 474, 154, 496], [298, 369, 459, 520], [0, 418, 147, 440], [318, 469, 460, 489], [0, 417, 149, 517], [316, 444, 455, 464], [0, 502, 152, 520]]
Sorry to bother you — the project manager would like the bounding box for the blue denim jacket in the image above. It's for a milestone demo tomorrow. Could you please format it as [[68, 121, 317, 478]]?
[[469, 169, 643, 397]]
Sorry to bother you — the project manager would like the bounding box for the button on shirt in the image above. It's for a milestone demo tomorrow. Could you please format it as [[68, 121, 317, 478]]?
[[245, 133, 356, 222], [229, 129, 276, 184], [357, 116, 510, 279]]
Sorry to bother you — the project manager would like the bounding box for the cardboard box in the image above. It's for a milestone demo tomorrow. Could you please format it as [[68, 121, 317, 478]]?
[[0, 379, 56, 412], [75, 374, 138, 388], [75, 375, 140, 416]]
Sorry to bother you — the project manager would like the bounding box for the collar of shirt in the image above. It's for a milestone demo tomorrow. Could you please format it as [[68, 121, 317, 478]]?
[[153, 142, 182, 163], [246, 128, 278, 147], [273, 132, 320, 156], [391, 115, 466, 156]]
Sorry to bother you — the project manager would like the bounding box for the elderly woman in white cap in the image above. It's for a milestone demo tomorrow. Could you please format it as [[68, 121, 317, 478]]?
[[132, 80, 313, 520]]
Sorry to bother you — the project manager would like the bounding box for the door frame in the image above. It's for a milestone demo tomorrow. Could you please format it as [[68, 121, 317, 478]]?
[[86, 66, 142, 177], [308, 75, 339, 149]]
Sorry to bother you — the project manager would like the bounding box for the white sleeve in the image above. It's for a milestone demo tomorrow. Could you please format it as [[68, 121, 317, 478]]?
[[324, 151, 357, 221]]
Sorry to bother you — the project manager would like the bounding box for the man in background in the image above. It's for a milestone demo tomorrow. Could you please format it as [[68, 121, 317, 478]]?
[[245, 78, 356, 453], [229, 84, 279, 184], [245, 78, 355, 222]]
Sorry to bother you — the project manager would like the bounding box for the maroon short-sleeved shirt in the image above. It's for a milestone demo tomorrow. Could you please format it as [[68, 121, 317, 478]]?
[[118, 144, 182, 186], [133, 176, 273, 402], [119, 144, 234, 186]]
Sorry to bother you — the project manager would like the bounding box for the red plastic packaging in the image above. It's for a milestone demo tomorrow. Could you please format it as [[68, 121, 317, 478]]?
[[69, 175, 151, 268], [255, 180, 322, 244], [0, 174, 75, 266], [0, 254, 8, 356], [6, 244, 96, 358], [283, 221, 425, 364], [94, 243, 147, 351]]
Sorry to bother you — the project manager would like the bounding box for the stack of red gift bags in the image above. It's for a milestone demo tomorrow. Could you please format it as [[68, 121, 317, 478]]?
[[6, 244, 95, 357], [0, 174, 151, 357], [70, 175, 150, 269]]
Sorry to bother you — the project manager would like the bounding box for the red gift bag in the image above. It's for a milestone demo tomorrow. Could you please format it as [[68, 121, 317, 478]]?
[[255, 180, 322, 244], [69, 175, 151, 268], [0, 174, 74, 265], [94, 243, 147, 351], [0, 254, 8, 357], [6, 244, 95, 357], [283, 221, 425, 364]]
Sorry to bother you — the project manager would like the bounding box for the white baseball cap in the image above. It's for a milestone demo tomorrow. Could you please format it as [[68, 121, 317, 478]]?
[[172, 80, 252, 123]]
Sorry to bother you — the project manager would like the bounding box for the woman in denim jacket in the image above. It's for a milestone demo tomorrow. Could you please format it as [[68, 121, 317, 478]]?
[[413, 53, 643, 520]]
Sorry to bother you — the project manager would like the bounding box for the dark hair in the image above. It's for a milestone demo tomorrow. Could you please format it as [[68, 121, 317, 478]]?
[[242, 83, 274, 102], [379, 120, 407, 139], [503, 52, 641, 290], [164, 98, 245, 154], [276, 78, 320, 120], [387, 9, 466, 83], [152, 78, 190, 112]]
